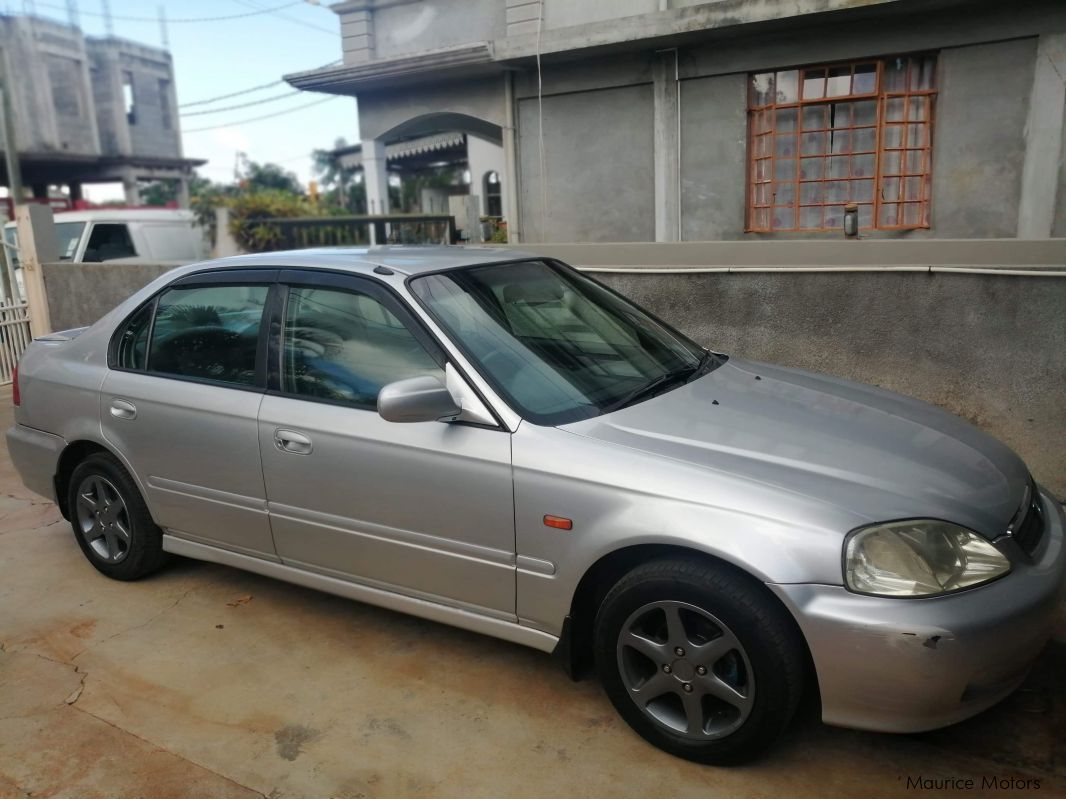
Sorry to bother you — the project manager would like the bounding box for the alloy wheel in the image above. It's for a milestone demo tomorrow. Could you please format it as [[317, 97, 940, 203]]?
[[616, 600, 755, 740], [74, 475, 132, 564]]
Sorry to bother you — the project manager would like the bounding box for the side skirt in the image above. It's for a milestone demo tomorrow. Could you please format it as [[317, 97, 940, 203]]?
[[162, 534, 559, 654]]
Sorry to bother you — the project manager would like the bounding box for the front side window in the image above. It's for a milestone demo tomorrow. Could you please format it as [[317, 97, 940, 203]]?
[[410, 261, 709, 425], [147, 284, 268, 386], [282, 285, 443, 409], [748, 54, 936, 232]]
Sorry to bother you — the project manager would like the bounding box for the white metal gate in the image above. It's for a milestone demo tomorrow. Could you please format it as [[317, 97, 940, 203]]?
[[0, 301, 31, 385]]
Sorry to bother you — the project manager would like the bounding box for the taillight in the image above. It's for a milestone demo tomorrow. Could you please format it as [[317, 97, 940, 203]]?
[[11, 363, 19, 406]]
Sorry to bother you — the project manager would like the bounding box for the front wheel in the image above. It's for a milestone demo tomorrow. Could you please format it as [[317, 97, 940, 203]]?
[[594, 557, 806, 764]]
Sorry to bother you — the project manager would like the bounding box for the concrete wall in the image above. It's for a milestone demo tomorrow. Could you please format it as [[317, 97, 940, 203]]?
[[87, 38, 181, 160], [43, 262, 173, 333], [590, 268, 1066, 496], [0, 16, 99, 156], [358, 76, 504, 141], [932, 39, 1036, 238], [372, 0, 503, 59], [518, 83, 655, 242]]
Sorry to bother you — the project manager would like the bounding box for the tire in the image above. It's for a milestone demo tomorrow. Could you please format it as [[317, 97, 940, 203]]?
[[67, 452, 167, 581], [594, 557, 805, 765]]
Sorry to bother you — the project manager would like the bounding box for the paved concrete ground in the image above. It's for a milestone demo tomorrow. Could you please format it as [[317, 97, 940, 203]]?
[[1, 391, 1063, 799]]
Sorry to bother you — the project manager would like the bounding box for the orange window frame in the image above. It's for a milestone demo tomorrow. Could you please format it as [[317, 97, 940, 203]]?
[[746, 55, 937, 233]]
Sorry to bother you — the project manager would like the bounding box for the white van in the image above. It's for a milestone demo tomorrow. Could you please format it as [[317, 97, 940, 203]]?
[[3, 208, 207, 265]]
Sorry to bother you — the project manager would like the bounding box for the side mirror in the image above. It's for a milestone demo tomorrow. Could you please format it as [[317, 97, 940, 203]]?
[[378, 375, 461, 423]]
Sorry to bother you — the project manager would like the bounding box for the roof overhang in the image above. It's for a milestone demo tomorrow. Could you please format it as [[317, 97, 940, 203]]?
[[285, 42, 500, 95]]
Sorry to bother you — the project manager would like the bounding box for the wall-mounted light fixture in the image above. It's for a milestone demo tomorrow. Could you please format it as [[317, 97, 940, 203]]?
[[843, 202, 859, 238]]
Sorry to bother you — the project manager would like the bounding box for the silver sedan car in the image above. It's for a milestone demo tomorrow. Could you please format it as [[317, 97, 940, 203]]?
[[7, 248, 1064, 763]]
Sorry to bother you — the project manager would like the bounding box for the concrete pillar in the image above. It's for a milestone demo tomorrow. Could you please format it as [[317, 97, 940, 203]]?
[[1018, 33, 1066, 239], [68, 182, 83, 203], [362, 138, 389, 245], [653, 49, 681, 242], [214, 207, 241, 257], [31, 183, 48, 200], [15, 204, 58, 336], [176, 175, 190, 209], [503, 72, 521, 242], [121, 171, 141, 206]]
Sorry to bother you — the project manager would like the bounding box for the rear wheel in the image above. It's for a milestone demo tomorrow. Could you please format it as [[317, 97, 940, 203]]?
[[67, 453, 166, 581], [594, 557, 805, 764]]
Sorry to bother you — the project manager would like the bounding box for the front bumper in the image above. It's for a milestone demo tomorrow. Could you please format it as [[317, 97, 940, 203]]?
[[771, 487, 1066, 733], [6, 424, 64, 502]]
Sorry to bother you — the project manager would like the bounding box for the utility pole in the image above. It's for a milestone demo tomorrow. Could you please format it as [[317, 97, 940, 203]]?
[[0, 48, 23, 303], [157, 5, 169, 50], [65, 0, 79, 28], [100, 0, 113, 36]]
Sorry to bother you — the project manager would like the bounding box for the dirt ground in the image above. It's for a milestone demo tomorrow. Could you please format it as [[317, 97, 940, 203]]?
[[1, 390, 1063, 799]]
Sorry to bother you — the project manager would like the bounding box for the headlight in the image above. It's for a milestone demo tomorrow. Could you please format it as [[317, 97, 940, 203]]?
[[844, 520, 1010, 597]]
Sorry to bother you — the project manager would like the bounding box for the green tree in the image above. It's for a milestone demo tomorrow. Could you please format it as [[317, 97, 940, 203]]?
[[239, 156, 304, 194], [311, 138, 359, 210]]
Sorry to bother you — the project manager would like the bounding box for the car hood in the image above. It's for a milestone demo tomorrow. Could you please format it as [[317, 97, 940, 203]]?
[[560, 358, 1028, 539]]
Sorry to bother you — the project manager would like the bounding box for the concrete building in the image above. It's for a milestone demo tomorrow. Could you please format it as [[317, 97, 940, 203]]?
[[0, 14, 202, 209], [286, 0, 1066, 243]]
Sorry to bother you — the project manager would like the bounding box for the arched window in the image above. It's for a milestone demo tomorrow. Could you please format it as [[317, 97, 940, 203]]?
[[483, 171, 502, 217]]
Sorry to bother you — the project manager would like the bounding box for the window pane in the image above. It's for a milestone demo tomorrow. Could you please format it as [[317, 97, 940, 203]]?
[[879, 203, 901, 227], [858, 204, 874, 228], [881, 150, 902, 176], [772, 182, 795, 206], [854, 64, 877, 94], [915, 56, 936, 90], [802, 69, 825, 100], [775, 107, 797, 133], [906, 123, 927, 148], [282, 286, 441, 409], [775, 133, 797, 158], [752, 208, 771, 229], [800, 181, 825, 204], [826, 181, 848, 203], [149, 284, 268, 386], [883, 124, 904, 149], [908, 96, 928, 121], [883, 57, 907, 92], [882, 177, 902, 202], [802, 105, 827, 130], [826, 66, 851, 97], [116, 302, 153, 370], [750, 72, 774, 107], [824, 207, 844, 229], [753, 133, 772, 157], [903, 202, 922, 226], [801, 130, 827, 156], [904, 177, 923, 201], [776, 70, 799, 103], [800, 157, 825, 180], [828, 156, 850, 178], [771, 208, 793, 229], [885, 97, 905, 122], [904, 149, 925, 174], [852, 179, 875, 202], [853, 127, 876, 153], [799, 205, 823, 229], [851, 154, 874, 178], [774, 157, 796, 181], [852, 99, 877, 127]]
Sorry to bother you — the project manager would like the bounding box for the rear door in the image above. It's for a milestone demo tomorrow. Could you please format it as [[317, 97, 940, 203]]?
[[257, 270, 516, 617], [100, 269, 279, 558]]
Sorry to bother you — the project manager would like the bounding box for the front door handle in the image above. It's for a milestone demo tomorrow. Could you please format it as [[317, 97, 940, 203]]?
[[109, 399, 137, 420], [274, 428, 312, 455]]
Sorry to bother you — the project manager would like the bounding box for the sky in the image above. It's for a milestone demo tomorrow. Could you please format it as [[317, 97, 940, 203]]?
[[17, 0, 360, 201]]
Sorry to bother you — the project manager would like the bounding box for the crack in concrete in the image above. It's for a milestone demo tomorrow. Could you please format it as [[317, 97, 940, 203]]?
[[70, 703, 270, 799], [70, 585, 196, 665]]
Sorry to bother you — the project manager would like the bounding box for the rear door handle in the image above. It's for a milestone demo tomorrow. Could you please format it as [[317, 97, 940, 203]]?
[[274, 428, 312, 455], [109, 399, 137, 420]]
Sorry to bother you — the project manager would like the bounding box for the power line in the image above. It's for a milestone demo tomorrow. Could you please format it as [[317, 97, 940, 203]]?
[[34, 0, 303, 23], [231, 0, 335, 36], [180, 89, 302, 117], [178, 60, 341, 109], [182, 94, 343, 134]]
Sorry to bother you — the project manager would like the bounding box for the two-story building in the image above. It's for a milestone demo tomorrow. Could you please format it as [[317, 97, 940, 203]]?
[[286, 0, 1066, 243]]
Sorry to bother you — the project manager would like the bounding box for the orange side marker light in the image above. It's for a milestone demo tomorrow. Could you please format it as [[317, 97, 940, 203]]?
[[543, 515, 573, 530]]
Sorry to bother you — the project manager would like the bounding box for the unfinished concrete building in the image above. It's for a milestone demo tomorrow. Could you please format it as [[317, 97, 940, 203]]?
[[0, 14, 202, 208]]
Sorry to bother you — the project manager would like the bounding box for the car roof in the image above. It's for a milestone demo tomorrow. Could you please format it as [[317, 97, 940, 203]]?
[[3, 208, 195, 228], [197, 245, 544, 277]]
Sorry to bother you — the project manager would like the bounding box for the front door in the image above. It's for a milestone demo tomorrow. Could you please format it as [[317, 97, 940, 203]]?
[[258, 272, 516, 618], [100, 273, 276, 558]]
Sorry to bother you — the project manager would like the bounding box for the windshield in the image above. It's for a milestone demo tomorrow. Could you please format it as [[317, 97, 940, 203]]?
[[2, 221, 84, 266], [410, 260, 715, 425]]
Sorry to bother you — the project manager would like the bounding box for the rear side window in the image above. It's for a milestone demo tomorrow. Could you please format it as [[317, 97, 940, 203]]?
[[114, 301, 153, 370], [84, 223, 136, 262], [147, 284, 268, 386]]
